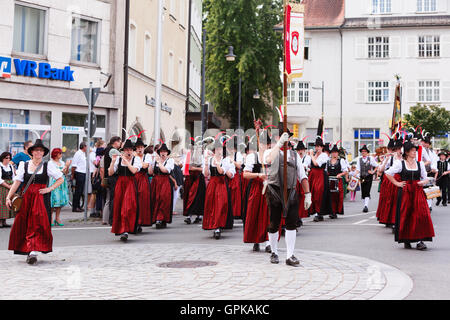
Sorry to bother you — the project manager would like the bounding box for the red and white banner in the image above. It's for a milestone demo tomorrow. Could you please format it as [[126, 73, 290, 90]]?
[[285, 3, 305, 81]]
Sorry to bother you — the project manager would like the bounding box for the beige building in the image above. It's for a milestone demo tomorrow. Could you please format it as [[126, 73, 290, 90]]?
[[126, 0, 189, 148]]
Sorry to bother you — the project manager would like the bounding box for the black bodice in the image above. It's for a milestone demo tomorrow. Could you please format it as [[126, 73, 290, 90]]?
[[1, 165, 13, 180], [209, 158, 224, 177], [327, 159, 342, 176], [154, 160, 170, 176], [24, 162, 48, 185], [400, 161, 421, 181], [252, 154, 262, 173], [118, 157, 136, 177]]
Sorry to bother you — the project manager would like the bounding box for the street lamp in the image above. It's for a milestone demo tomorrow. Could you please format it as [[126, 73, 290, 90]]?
[[253, 89, 261, 100], [225, 46, 236, 62]]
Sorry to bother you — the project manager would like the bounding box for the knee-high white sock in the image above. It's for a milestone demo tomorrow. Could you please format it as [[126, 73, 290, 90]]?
[[268, 232, 278, 255], [427, 199, 432, 208], [265, 240, 270, 248], [364, 197, 370, 207], [285, 230, 296, 259]]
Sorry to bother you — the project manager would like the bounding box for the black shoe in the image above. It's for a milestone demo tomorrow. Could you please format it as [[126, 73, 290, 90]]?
[[120, 233, 128, 242], [416, 241, 427, 251], [155, 221, 163, 229], [404, 242, 412, 249], [253, 243, 260, 252], [184, 218, 191, 225], [313, 215, 322, 222], [213, 229, 221, 240], [26, 254, 37, 265], [429, 207, 432, 212], [1, 223, 11, 228], [72, 208, 83, 213], [436, 199, 441, 206], [443, 203, 447, 207], [363, 206, 369, 213], [286, 255, 300, 267], [193, 216, 202, 224], [296, 219, 303, 228], [137, 226, 142, 234], [265, 245, 272, 253], [270, 253, 279, 264]]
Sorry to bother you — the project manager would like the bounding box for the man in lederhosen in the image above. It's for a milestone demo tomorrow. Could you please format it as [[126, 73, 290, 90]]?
[[263, 129, 312, 267], [355, 145, 378, 212]]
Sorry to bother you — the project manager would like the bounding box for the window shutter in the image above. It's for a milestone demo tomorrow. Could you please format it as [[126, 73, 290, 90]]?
[[437, 0, 448, 12], [440, 35, 450, 58], [406, 81, 417, 103], [389, 36, 401, 58], [407, 37, 418, 58], [441, 81, 450, 102], [356, 81, 366, 103], [355, 37, 367, 59]]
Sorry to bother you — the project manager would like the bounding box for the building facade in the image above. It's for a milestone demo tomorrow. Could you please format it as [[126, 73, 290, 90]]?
[[127, 0, 189, 149], [287, 0, 450, 159], [0, 0, 123, 160]]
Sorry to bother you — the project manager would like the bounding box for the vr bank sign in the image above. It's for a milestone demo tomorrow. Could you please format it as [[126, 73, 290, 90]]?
[[0, 56, 74, 81]]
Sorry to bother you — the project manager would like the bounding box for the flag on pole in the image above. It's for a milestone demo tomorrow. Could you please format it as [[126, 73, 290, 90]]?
[[391, 78, 402, 134], [285, 1, 305, 82]]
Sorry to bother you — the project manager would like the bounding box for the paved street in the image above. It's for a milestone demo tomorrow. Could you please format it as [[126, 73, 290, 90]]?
[[0, 181, 449, 300]]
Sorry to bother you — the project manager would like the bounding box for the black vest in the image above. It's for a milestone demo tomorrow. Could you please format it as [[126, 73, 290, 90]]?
[[117, 157, 136, 177], [209, 158, 225, 177], [252, 154, 262, 174], [154, 159, 170, 176], [327, 159, 342, 176], [1, 164, 13, 180], [24, 162, 48, 185], [400, 161, 421, 181]]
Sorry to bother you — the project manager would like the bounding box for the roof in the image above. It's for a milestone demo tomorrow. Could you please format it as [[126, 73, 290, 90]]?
[[304, 0, 345, 29], [342, 15, 450, 29]]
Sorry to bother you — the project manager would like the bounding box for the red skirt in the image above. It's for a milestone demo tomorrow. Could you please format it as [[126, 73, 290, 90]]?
[[243, 178, 269, 243], [377, 174, 401, 225], [229, 172, 242, 218], [183, 172, 195, 216], [150, 174, 173, 224], [395, 181, 435, 243], [203, 176, 232, 230], [184, 171, 205, 216], [9, 184, 52, 255], [308, 168, 332, 215], [111, 176, 139, 235], [296, 180, 309, 218], [135, 171, 152, 226], [330, 179, 344, 215]]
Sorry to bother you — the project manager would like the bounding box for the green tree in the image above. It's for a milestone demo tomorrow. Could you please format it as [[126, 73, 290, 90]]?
[[403, 104, 450, 137], [204, 0, 283, 130]]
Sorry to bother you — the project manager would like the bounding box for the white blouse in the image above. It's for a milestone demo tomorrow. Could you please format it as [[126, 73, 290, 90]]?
[[385, 160, 427, 181], [203, 157, 235, 178], [0, 163, 15, 184], [152, 157, 174, 173], [243, 152, 262, 173], [112, 156, 143, 173], [14, 161, 63, 182]]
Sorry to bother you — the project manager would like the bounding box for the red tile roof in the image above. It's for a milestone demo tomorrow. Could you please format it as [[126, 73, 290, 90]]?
[[303, 0, 345, 28]]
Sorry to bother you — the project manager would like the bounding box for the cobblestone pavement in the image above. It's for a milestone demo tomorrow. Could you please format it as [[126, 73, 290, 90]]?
[[0, 243, 412, 300]]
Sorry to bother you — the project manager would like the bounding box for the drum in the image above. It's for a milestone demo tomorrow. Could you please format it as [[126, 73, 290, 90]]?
[[329, 176, 339, 193], [347, 176, 359, 191], [425, 186, 441, 200], [424, 177, 435, 188]]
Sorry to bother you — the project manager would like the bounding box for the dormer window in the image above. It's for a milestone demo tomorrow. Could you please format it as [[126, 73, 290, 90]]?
[[372, 0, 392, 14]]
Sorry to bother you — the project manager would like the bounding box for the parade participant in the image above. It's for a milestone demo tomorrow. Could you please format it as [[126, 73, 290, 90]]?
[[308, 137, 332, 222], [385, 139, 435, 250], [264, 129, 312, 266], [421, 134, 438, 211], [229, 143, 244, 219], [348, 164, 359, 201], [202, 138, 235, 239], [355, 145, 378, 212], [294, 140, 310, 225], [149, 143, 175, 229], [376, 137, 403, 228], [108, 139, 141, 241], [242, 128, 271, 253], [435, 151, 449, 207], [183, 143, 206, 225], [134, 137, 152, 229], [49, 148, 71, 227], [6, 139, 64, 264], [327, 144, 348, 219], [0, 152, 15, 228]]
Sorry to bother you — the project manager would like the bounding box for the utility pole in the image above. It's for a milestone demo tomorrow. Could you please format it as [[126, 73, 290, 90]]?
[[154, 0, 164, 145]]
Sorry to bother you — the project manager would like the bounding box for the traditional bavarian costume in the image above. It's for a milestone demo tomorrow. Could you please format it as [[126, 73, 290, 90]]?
[[110, 146, 141, 240], [229, 151, 244, 219], [202, 155, 235, 239], [326, 149, 348, 218], [134, 138, 152, 227], [8, 139, 63, 261], [0, 162, 15, 223], [386, 155, 435, 250], [183, 146, 206, 224], [436, 152, 449, 206], [150, 144, 174, 229], [295, 141, 310, 222], [356, 145, 379, 212]]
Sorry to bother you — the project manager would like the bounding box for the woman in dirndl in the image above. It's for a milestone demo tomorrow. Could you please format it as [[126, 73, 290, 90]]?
[[6, 139, 64, 264], [0, 152, 15, 228], [376, 137, 403, 229], [385, 139, 435, 250], [108, 139, 141, 241], [134, 138, 152, 230], [149, 143, 174, 229], [308, 137, 332, 222], [229, 147, 244, 219], [327, 144, 348, 219], [202, 140, 235, 239], [242, 134, 271, 253], [49, 148, 70, 227]]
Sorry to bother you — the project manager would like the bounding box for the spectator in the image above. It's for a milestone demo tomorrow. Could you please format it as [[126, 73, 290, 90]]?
[[0, 152, 15, 228], [49, 148, 71, 226], [11, 141, 32, 168], [71, 142, 87, 212]]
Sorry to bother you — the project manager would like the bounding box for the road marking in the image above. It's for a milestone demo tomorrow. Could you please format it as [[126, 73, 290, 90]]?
[[52, 227, 111, 231], [353, 219, 370, 225]]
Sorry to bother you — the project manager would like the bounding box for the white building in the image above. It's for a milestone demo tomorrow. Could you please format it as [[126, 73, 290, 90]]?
[[287, 0, 450, 159], [0, 0, 123, 159]]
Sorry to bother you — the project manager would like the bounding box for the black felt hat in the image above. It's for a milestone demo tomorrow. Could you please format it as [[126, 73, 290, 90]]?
[[157, 143, 171, 156], [359, 145, 370, 153], [330, 144, 339, 153], [315, 137, 324, 147], [120, 139, 135, 151], [135, 138, 147, 148], [295, 141, 307, 150], [28, 139, 49, 157], [278, 122, 293, 138]]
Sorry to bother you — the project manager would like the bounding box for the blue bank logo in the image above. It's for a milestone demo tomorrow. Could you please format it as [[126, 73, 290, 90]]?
[[0, 57, 12, 79]]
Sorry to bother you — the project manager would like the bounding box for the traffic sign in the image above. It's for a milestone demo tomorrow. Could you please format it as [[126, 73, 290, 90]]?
[[84, 111, 97, 138]]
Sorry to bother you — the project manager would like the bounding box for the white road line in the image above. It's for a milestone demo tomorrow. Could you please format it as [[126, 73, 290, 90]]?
[[353, 219, 370, 225], [52, 227, 111, 231]]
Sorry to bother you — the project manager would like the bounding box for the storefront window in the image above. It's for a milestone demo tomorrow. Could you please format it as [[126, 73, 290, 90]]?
[[354, 128, 380, 156], [0, 109, 51, 156]]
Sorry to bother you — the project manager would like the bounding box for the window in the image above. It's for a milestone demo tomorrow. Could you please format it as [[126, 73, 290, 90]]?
[[128, 23, 137, 67], [372, 0, 391, 14], [418, 36, 440, 58], [368, 37, 389, 59], [304, 39, 310, 60], [298, 82, 310, 103], [168, 52, 174, 87], [287, 82, 296, 103], [354, 129, 381, 156], [418, 80, 440, 102], [71, 17, 99, 64], [13, 4, 46, 55], [368, 81, 390, 102], [417, 0, 437, 12], [144, 33, 151, 75], [178, 59, 184, 92]]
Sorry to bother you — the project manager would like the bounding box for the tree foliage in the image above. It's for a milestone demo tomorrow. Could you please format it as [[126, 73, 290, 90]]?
[[403, 104, 450, 137], [203, 0, 283, 130]]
